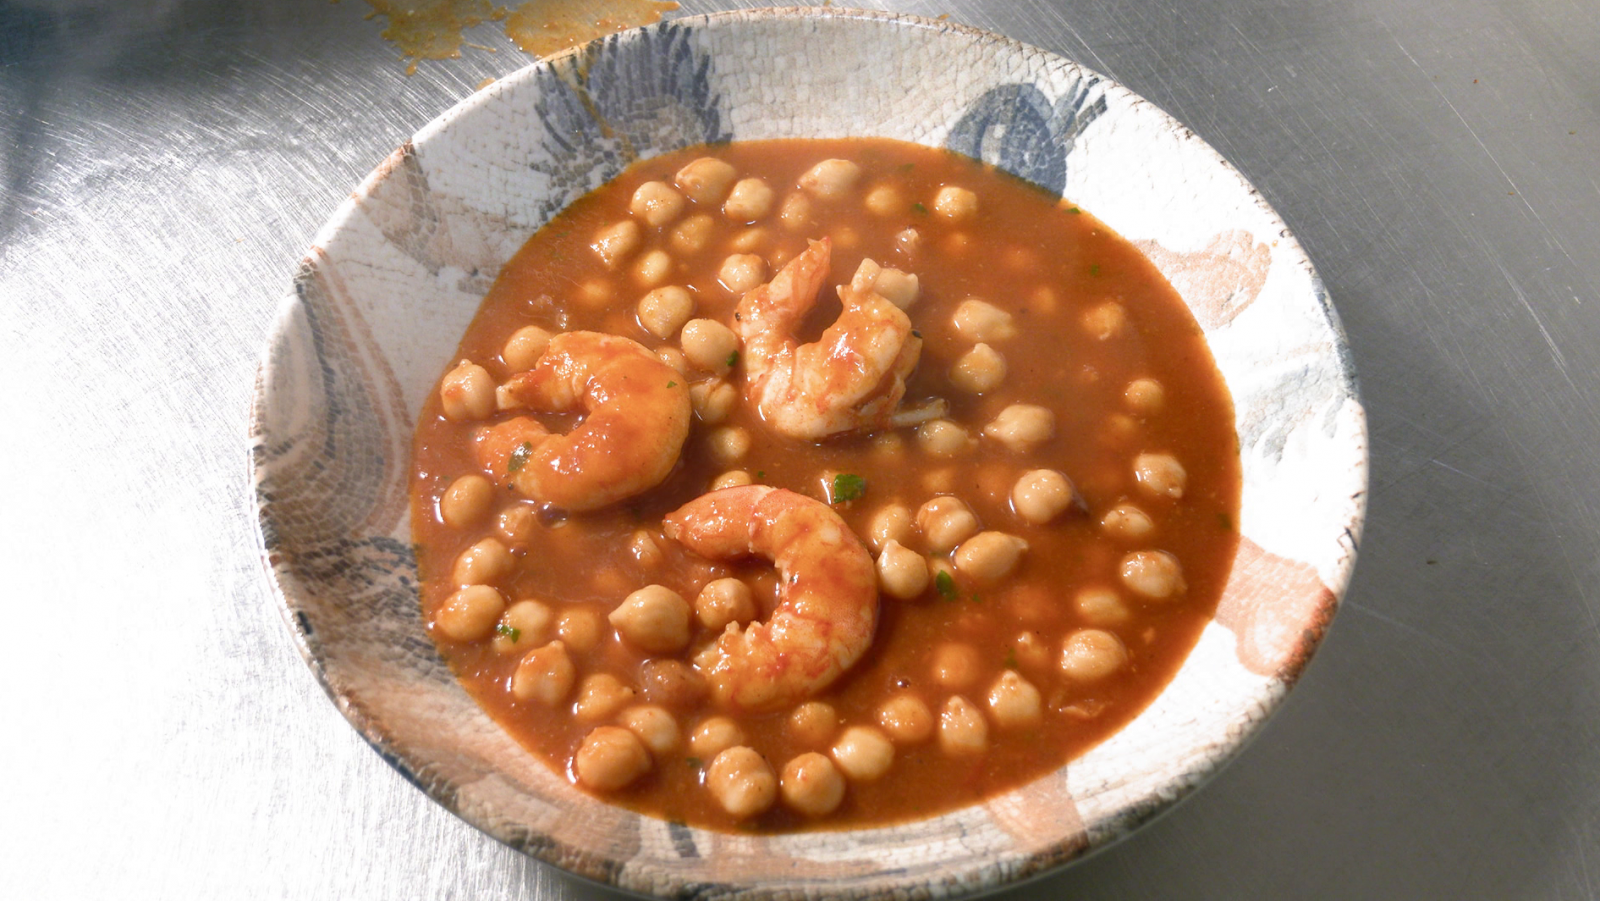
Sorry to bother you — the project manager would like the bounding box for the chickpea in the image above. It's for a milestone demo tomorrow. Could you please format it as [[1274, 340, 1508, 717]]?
[[791, 158, 858, 200], [863, 182, 905, 217], [591, 220, 642, 269], [633, 249, 671, 287], [439, 475, 494, 528], [706, 746, 777, 818], [830, 726, 894, 781], [778, 192, 813, 232], [574, 673, 636, 722], [1011, 469, 1076, 525], [576, 279, 614, 308], [932, 185, 979, 221], [491, 599, 554, 654], [669, 213, 715, 254], [696, 578, 756, 631], [628, 529, 664, 569], [953, 532, 1029, 584], [636, 285, 695, 339], [728, 226, 769, 253], [986, 670, 1044, 729], [788, 701, 839, 747], [608, 585, 690, 653], [1076, 587, 1131, 626], [502, 325, 552, 371], [439, 360, 495, 421], [876, 540, 930, 599], [952, 298, 1017, 343], [1083, 300, 1128, 339], [983, 404, 1055, 453], [949, 343, 1007, 394], [679, 318, 740, 374], [895, 226, 921, 256], [689, 716, 747, 759], [1124, 378, 1165, 414], [675, 157, 737, 205], [510, 640, 576, 704], [1100, 501, 1155, 540], [1120, 550, 1187, 600], [916, 496, 981, 553], [655, 346, 689, 374], [493, 382, 519, 413], [451, 537, 514, 587], [867, 503, 914, 552], [877, 694, 934, 744], [1060, 629, 1129, 681], [917, 419, 974, 458], [711, 470, 753, 490], [872, 266, 919, 309], [872, 431, 907, 460], [705, 425, 751, 464], [685, 380, 735, 428], [434, 584, 506, 641], [719, 253, 767, 294], [640, 658, 707, 709], [781, 752, 846, 817], [557, 607, 604, 653], [938, 695, 989, 756], [629, 180, 686, 227], [496, 503, 536, 544], [618, 704, 681, 758], [1133, 453, 1187, 499], [574, 725, 651, 791], [1013, 631, 1051, 670], [723, 177, 774, 221], [931, 642, 981, 689]]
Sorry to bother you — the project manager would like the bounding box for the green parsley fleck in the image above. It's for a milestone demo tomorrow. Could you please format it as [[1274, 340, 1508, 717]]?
[[899, 162, 915, 173], [666, 380, 677, 388], [726, 350, 740, 368], [935, 570, 958, 601], [686, 757, 703, 769], [495, 624, 521, 642], [830, 473, 867, 504], [1217, 512, 1233, 531], [1088, 263, 1101, 276], [756, 470, 766, 480], [507, 441, 534, 475], [1003, 648, 1020, 669], [1067, 206, 1082, 214], [911, 202, 928, 214]]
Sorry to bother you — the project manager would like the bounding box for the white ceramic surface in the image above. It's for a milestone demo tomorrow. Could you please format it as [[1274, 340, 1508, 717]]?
[[250, 7, 1366, 898]]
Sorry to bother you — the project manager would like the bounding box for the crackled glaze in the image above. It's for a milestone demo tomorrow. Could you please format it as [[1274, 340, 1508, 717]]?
[[251, 8, 1366, 898]]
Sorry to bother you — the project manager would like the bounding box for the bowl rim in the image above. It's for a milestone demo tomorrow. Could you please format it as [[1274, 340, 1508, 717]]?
[[250, 5, 1367, 898]]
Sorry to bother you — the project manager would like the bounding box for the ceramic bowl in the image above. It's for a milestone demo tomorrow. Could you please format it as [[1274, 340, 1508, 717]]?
[[250, 7, 1366, 898]]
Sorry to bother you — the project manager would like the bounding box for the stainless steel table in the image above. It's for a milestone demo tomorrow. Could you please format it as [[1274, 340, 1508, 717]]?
[[4, 0, 1596, 896]]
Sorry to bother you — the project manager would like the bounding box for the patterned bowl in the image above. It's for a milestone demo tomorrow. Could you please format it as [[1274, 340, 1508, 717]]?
[[250, 7, 1366, 898]]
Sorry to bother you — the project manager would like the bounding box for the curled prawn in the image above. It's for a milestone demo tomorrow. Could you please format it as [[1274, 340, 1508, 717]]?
[[662, 486, 878, 713], [473, 331, 690, 511], [733, 238, 934, 440]]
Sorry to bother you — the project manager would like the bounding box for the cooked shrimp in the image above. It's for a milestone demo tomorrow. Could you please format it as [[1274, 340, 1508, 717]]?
[[474, 331, 691, 511], [663, 486, 878, 712], [733, 238, 930, 439]]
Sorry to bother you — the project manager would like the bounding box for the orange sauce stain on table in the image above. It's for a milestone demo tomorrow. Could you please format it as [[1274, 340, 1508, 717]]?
[[355, 0, 679, 74]]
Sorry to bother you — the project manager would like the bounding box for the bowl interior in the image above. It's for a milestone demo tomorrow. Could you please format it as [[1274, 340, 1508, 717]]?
[[250, 8, 1366, 898]]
